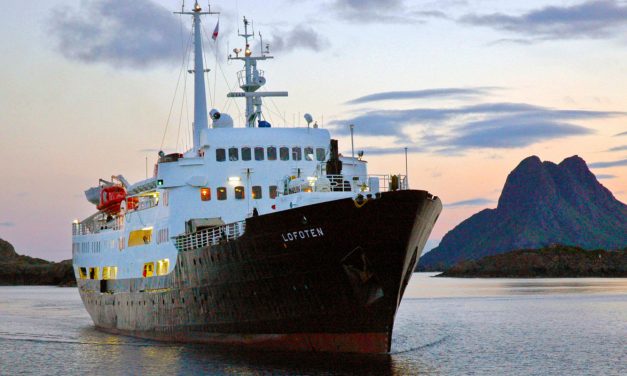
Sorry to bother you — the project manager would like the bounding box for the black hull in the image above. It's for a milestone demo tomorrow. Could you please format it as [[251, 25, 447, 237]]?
[[77, 190, 441, 353]]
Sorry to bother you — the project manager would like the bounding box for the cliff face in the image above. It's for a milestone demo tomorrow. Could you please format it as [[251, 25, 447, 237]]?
[[419, 155, 627, 270], [0, 239, 75, 286]]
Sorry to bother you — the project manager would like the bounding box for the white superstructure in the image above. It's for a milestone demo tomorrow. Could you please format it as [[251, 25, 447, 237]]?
[[72, 2, 406, 282]]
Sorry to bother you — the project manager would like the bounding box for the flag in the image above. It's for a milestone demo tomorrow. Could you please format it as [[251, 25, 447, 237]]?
[[212, 20, 219, 41]]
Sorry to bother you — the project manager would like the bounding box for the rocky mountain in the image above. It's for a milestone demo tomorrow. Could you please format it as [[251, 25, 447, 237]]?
[[419, 155, 627, 270], [0, 238, 75, 286]]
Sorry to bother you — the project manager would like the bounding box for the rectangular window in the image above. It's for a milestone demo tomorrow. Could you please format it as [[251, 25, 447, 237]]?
[[267, 146, 277, 161], [228, 147, 239, 161], [216, 148, 226, 162], [254, 147, 265, 161], [305, 147, 314, 161], [200, 187, 211, 201], [89, 267, 99, 280], [252, 185, 262, 199], [78, 267, 87, 280], [235, 186, 245, 199], [157, 259, 170, 276], [292, 147, 302, 161], [128, 229, 153, 247], [102, 266, 117, 280], [143, 262, 154, 278], [316, 148, 326, 161], [217, 187, 227, 200], [269, 185, 278, 199], [242, 147, 252, 161], [280, 147, 289, 161]]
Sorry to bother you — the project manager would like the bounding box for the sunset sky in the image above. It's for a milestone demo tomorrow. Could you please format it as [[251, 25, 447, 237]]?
[[1, 0, 626, 261]]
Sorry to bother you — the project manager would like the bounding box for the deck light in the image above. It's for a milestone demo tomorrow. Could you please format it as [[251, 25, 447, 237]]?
[[228, 176, 241, 182]]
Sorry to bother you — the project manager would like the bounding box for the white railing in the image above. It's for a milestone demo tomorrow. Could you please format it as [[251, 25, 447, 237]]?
[[72, 215, 124, 236], [173, 221, 247, 252], [320, 174, 408, 193]]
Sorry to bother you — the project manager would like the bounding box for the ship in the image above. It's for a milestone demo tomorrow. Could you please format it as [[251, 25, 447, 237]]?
[[71, 1, 442, 354]]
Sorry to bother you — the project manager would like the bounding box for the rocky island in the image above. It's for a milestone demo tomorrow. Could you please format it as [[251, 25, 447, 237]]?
[[0, 238, 75, 286], [439, 245, 627, 278]]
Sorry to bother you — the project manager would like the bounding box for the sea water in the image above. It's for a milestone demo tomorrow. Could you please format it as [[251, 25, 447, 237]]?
[[1, 274, 625, 375]]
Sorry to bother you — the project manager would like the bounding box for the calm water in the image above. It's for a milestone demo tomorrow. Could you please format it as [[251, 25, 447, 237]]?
[[1, 274, 626, 375]]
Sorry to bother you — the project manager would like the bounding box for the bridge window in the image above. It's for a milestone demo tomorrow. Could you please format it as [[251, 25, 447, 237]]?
[[269, 185, 278, 199], [228, 147, 239, 161], [252, 186, 262, 199], [280, 147, 289, 160], [292, 147, 302, 161], [216, 148, 226, 162], [254, 147, 264, 161], [305, 147, 314, 161], [242, 147, 251, 161], [200, 187, 211, 201], [267, 146, 277, 160], [217, 187, 227, 200], [235, 186, 245, 199], [316, 148, 326, 161]]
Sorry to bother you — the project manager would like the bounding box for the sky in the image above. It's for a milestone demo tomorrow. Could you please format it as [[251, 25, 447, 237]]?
[[1, 0, 626, 261]]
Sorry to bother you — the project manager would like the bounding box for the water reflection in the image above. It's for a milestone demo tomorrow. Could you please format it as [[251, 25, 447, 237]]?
[[404, 273, 627, 299]]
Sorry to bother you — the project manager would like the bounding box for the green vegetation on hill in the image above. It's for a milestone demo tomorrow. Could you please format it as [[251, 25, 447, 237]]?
[[0, 239, 75, 286], [439, 245, 627, 278]]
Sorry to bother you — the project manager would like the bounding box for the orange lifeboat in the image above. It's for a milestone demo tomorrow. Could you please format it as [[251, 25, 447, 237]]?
[[97, 186, 126, 215]]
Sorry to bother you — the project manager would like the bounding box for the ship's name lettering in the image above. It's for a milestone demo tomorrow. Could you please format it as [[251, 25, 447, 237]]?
[[281, 228, 324, 242]]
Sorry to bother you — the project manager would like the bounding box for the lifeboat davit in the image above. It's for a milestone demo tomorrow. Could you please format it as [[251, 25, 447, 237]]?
[[97, 186, 126, 215]]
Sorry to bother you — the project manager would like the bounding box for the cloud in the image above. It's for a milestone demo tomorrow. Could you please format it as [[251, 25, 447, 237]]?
[[48, 0, 186, 68], [330, 100, 622, 150], [445, 198, 494, 207], [263, 25, 329, 53], [615, 131, 627, 136], [589, 158, 627, 168], [461, 0, 627, 41], [346, 87, 496, 105], [607, 145, 627, 152], [0, 221, 15, 227], [332, 0, 445, 23], [595, 174, 616, 179]]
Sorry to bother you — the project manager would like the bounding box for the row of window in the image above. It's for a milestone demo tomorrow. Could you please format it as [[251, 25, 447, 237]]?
[[77, 258, 170, 280], [199, 185, 278, 201], [216, 146, 326, 162]]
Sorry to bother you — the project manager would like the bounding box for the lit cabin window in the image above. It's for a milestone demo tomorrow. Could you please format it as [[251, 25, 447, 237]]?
[[229, 147, 239, 161], [143, 262, 154, 278], [235, 186, 245, 199], [242, 147, 252, 161], [280, 147, 289, 160], [316, 148, 326, 161], [305, 147, 314, 161], [252, 186, 262, 199], [102, 266, 117, 280], [157, 259, 170, 276], [292, 147, 302, 161], [267, 146, 277, 160], [200, 187, 211, 201], [216, 148, 226, 162], [89, 267, 99, 280], [128, 229, 153, 247], [269, 185, 278, 199], [254, 147, 265, 161], [78, 267, 87, 280], [217, 187, 227, 200]]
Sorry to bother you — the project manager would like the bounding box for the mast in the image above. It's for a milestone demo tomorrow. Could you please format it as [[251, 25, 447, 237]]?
[[174, 1, 219, 150], [228, 17, 287, 128]]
